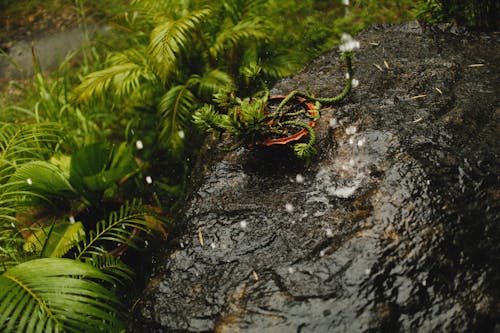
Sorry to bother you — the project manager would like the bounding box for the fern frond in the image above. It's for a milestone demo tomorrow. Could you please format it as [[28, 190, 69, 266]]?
[[209, 17, 270, 61], [157, 84, 197, 143], [193, 104, 230, 133], [0, 258, 125, 332], [8, 161, 76, 206], [0, 123, 61, 178], [85, 254, 134, 285], [149, 8, 211, 83], [75, 200, 152, 260], [23, 222, 85, 258], [190, 69, 235, 100], [74, 50, 156, 102]]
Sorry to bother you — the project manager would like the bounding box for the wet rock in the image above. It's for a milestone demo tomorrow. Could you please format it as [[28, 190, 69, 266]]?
[[131, 22, 500, 332]]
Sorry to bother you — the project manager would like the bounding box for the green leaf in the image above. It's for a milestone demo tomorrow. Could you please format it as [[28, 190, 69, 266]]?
[[23, 222, 85, 258], [75, 199, 155, 260], [9, 161, 77, 205], [157, 84, 197, 145], [0, 258, 125, 332], [69, 143, 139, 199], [149, 8, 211, 83]]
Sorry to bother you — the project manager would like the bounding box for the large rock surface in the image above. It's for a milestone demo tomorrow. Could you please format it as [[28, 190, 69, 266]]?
[[131, 22, 500, 332]]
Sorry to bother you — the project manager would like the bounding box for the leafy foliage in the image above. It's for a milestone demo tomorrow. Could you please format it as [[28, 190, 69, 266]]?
[[75, 199, 154, 260], [193, 52, 354, 160], [0, 258, 125, 333]]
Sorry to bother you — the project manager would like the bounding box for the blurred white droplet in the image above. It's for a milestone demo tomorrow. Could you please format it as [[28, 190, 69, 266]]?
[[240, 220, 247, 228], [345, 72, 350, 79], [288, 267, 295, 274], [349, 137, 355, 145], [295, 174, 305, 183], [69, 216, 76, 224], [319, 249, 326, 257], [180, 242, 184, 248], [144, 240, 149, 246], [26, 178, 33, 185], [210, 242, 216, 249], [135, 140, 144, 150], [146, 176, 153, 184], [11, 222, 16, 228], [285, 203, 294, 213], [329, 118, 338, 128], [357, 138, 366, 147], [339, 33, 360, 52], [365, 268, 371, 275], [345, 126, 357, 135], [352, 79, 359, 88], [342, 0, 349, 5], [178, 130, 185, 139], [326, 228, 333, 237]]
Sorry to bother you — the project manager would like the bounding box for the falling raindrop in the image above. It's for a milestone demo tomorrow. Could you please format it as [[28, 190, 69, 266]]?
[[295, 174, 305, 183], [210, 242, 216, 249], [69, 216, 76, 224], [352, 79, 359, 88], [285, 203, 294, 213], [345, 126, 357, 135], [365, 268, 371, 275], [146, 176, 153, 184], [357, 138, 366, 147], [319, 249, 326, 257], [325, 228, 333, 237], [288, 267, 295, 274], [329, 118, 338, 128], [26, 178, 33, 185], [178, 130, 185, 139], [240, 220, 248, 228], [135, 140, 144, 150]]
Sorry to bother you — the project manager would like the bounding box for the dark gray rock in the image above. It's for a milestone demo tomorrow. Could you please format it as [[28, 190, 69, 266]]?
[[130, 22, 500, 332]]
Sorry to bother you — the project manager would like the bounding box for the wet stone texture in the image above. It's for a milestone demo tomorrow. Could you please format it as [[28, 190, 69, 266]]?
[[131, 22, 500, 332]]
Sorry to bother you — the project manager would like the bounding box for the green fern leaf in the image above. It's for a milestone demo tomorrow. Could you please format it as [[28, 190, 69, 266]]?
[[23, 222, 85, 258], [190, 69, 235, 100], [0, 123, 61, 180], [209, 17, 270, 61], [9, 161, 76, 205], [75, 200, 152, 260], [157, 84, 197, 144], [0, 258, 125, 332], [149, 8, 211, 83], [85, 254, 134, 285]]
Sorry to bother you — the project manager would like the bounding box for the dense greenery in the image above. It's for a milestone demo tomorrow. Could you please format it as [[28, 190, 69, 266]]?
[[0, 0, 419, 331], [416, 0, 498, 30]]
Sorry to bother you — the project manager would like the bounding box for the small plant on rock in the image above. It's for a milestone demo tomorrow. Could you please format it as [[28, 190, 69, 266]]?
[[193, 50, 355, 161]]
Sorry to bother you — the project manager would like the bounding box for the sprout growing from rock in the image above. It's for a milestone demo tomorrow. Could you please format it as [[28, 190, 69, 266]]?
[[193, 51, 355, 160]]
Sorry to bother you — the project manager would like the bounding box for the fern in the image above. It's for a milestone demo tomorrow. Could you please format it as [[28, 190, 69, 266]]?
[[149, 8, 211, 83], [85, 254, 134, 285], [74, 46, 158, 103], [157, 84, 197, 144], [189, 69, 235, 100], [75, 200, 154, 260], [0, 258, 125, 332], [23, 222, 86, 258], [0, 123, 61, 180], [209, 17, 270, 61]]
